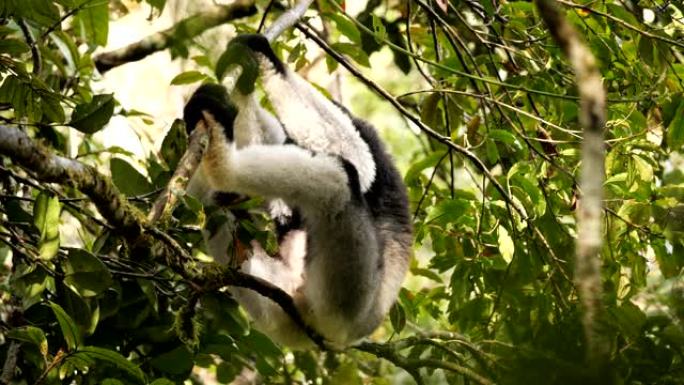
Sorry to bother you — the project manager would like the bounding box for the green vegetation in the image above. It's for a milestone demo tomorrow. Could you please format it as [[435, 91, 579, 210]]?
[[0, 0, 682, 384]]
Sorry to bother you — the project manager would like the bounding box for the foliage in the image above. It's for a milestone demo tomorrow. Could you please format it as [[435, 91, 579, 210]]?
[[1, 0, 683, 384]]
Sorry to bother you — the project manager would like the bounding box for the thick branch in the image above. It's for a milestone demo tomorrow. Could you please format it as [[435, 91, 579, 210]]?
[[534, 0, 608, 373], [94, 0, 257, 73], [262, 0, 313, 41], [0, 125, 143, 236]]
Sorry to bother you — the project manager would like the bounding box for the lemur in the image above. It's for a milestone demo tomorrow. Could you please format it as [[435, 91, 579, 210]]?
[[184, 34, 411, 349]]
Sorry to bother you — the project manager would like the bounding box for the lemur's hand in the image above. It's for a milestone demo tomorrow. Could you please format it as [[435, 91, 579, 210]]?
[[216, 34, 284, 94], [183, 84, 238, 141]]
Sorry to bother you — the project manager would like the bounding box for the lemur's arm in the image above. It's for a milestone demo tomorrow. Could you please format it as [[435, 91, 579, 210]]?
[[226, 35, 376, 192], [183, 84, 355, 215]]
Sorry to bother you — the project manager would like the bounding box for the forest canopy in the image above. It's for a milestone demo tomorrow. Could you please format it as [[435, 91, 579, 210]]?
[[0, 0, 683, 384]]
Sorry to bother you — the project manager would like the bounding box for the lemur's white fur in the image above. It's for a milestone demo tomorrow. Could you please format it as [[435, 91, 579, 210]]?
[[261, 67, 376, 192], [186, 36, 411, 349]]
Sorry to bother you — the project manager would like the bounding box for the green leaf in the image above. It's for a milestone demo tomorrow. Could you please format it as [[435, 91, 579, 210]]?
[[6, 326, 48, 357], [49, 301, 82, 350], [74, 346, 145, 384], [325, 13, 361, 44], [371, 14, 387, 42], [497, 225, 514, 263], [637, 37, 654, 67], [11, 264, 49, 308], [633, 154, 654, 183], [330, 42, 370, 67], [170, 70, 207, 85], [42, 94, 66, 124], [605, 4, 639, 25], [510, 174, 546, 218], [69, 94, 115, 134], [3, 0, 61, 26], [161, 119, 188, 170], [420, 93, 442, 129], [73, 0, 109, 46], [191, 55, 212, 68], [489, 129, 518, 146], [329, 362, 363, 385], [667, 100, 684, 150], [61, 352, 95, 377], [150, 346, 194, 375], [33, 192, 61, 260], [64, 249, 113, 297], [110, 158, 154, 196], [102, 380, 124, 385], [150, 379, 175, 385], [659, 184, 684, 200], [216, 362, 238, 383], [239, 331, 281, 376], [0, 39, 30, 55], [608, 301, 646, 337], [0, 75, 41, 121], [404, 151, 446, 183], [411, 267, 444, 283], [387, 23, 410, 74], [617, 201, 651, 227], [426, 199, 470, 226], [389, 302, 406, 333]]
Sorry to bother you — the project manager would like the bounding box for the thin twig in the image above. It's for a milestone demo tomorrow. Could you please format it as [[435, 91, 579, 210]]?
[[17, 20, 41, 75], [557, 0, 684, 50], [295, 23, 526, 220]]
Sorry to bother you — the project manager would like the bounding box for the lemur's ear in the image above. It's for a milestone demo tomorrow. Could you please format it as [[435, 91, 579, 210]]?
[[183, 84, 238, 140]]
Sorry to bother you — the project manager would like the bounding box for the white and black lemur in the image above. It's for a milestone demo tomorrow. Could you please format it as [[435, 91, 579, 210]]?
[[184, 34, 412, 349]]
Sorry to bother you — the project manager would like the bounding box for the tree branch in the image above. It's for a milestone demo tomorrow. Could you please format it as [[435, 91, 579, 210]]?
[[0, 125, 143, 236], [148, 120, 208, 224], [203, 268, 327, 348], [94, 0, 257, 73], [0, 341, 20, 385], [355, 339, 494, 385], [262, 0, 313, 41], [534, 0, 608, 375]]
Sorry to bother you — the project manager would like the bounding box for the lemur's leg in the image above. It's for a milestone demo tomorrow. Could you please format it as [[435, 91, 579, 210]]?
[[230, 91, 287, 146], [227, 35, 376, 192], [184, 84, 356, 216]]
